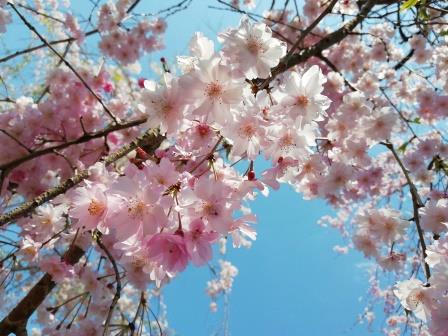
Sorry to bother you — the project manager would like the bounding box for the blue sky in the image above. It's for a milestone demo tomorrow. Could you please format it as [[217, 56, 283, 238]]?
[[164, 186, 377, 336]]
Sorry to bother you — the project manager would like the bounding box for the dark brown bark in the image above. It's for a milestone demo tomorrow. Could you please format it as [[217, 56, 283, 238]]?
[[0, 244, 84, 336]]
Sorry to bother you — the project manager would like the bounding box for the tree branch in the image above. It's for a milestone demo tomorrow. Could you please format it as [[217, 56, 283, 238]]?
[[381, 141, 431, 282], [257, 0, 377, 92], [0, 129, 164, 227], [393, 48, 414, 70], [0, 242, 84, 335], [8, 3, 119, 123], [0, 0, 142, 64], [0, 117, 148, 189], [286, 0, 339, 57], [94, 230, 122, 336], [0, 128, 164, 335]]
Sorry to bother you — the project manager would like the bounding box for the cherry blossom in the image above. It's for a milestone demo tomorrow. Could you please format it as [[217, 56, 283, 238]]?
[[1, 1, 448, 335], [219, 15, 287, 79]]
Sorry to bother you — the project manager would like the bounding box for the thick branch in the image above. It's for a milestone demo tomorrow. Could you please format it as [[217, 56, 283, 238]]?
[[0, 129, 165, 227], [257, 0, 376, 91], [0, 117, 147, 176], [0, 243, 84, 335], [286, 0, 339, 57]]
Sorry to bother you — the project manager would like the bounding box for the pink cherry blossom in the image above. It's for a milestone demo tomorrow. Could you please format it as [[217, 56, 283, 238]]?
[[147, 233, 189, 273], [219, 15, 287, 79], [180, 57, 245, 125], [184, 218, 218, 266], [39, 256, 75, 283]]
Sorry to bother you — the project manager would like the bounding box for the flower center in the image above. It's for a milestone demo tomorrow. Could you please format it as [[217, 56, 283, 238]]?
[[202, 202, 219, 217], [128, 200, 146, 219], [157, 176, 166, 185], [197, 124, 210, 137], [41, 218, 52, 227], [239, 124, 256, 138], [296, 95, 309, 107], [205, 82, 223, 100], [132, 257, 146, 268], [161, 101, 173, 114], [406, 289, 425, 309], [88, 200, 106, 216], [437, 213, 447, 223], [279, 134, 295, 150], [247, 38, 263, 55]]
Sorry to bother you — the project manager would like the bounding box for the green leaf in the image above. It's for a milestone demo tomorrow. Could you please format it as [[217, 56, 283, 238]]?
[[410, 117, 421, 124], [398, 142, 409, 153], [418, 7, 429, 21], [439, 30, 448, 36], [400, 0, 420, 11]]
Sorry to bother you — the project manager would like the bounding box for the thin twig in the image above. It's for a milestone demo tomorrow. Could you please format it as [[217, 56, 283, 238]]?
[[317, 53, 357, 91], [0, 130, 32, 153], [0, 117, 147, 172], [16, 3, 65, 23], [381, 141, 431, 282], [9, 3, 119, 123], [94, 230, 122, 336], [36, 41, 73, 104], [189, 136, 223, 174], [286, 0, 339, 57], [0, 0, 142, 64], [379, 87, 418, 137]]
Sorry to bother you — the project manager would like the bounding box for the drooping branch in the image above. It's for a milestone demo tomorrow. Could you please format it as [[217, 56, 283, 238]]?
[[36, 41, 73, 104], [0, 128, 165, 335], [94, 231, 122, 336], [0, 129, 165, 227], [316, 53, 357, 91], [129, 292, 145, 336], [381, 141, 431, 282], [379, 87, 418, 137]]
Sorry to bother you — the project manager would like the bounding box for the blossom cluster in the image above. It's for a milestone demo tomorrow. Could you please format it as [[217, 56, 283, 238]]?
[[1, 12, 333, 333], [62, 17, 329, 290], [98, 2, 165, 64], [1, 0, 448, 335], [0, 68, 136, 198]]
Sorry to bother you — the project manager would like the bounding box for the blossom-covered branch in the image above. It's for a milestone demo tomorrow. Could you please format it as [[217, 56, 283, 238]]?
[[0, 129, 164, 226]]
